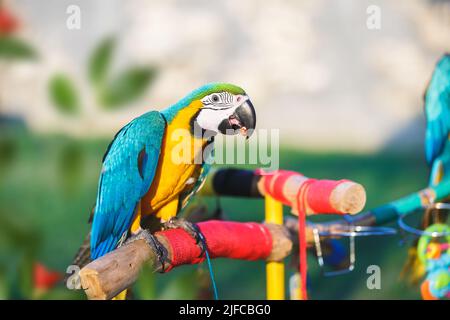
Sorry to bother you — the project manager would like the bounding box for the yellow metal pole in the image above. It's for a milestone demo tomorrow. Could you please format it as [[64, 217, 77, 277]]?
[[265, 195, 285, 300]]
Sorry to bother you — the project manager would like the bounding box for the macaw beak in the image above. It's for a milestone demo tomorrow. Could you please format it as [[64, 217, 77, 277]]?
[[218, 98, 256, 138]]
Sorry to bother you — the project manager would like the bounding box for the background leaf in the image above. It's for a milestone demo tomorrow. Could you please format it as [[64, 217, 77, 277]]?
[[99, 66, 157, 109], [48, 74, 80, 115], [0, 36, 36, 60], [88, 36, 115, 87]]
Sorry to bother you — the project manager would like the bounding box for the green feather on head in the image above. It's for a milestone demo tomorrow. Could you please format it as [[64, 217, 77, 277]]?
[[162, 83, 247, 123]]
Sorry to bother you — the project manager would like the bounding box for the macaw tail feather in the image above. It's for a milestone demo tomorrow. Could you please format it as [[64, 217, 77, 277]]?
[[72, 232, 92, 269], [400, 247, 426, 284], [112, 289, 128, 300]]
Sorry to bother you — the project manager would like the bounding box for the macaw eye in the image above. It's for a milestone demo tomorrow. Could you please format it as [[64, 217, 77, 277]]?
[[211, 94, 220, 102]]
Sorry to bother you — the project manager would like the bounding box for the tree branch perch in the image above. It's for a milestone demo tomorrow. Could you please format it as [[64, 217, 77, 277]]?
[[79, 221, 292, 300]]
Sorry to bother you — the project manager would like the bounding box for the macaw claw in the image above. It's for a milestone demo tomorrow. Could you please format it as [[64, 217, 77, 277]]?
[[126, 229, 169, 272], [164, 218, 207, 258]]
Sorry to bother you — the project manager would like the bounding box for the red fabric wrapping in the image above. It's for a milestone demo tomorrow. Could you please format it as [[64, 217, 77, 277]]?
[[257, 171, 352, 299], [306, 179, 350, 214], [160, 220, 273, 272], [258, 169, 351, 215], [296, 179, 314, 300], [259, 170, 299, 204]]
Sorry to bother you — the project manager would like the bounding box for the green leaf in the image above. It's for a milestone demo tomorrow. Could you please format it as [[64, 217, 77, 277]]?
[[48, 74, 80, 115], [100, 66, 157, 109], [88, 36, 115, 86], [0, 37, 36, 60]]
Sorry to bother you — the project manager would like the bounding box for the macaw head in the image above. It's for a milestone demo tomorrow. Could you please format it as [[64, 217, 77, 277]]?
[[163, 83, 256, 138], [195, 83, 256, 138], [424, 53, 450, 116]]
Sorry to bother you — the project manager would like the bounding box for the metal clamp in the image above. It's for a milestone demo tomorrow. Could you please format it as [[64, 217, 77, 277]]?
[[313, 223, 397, 277], [398, 202, 450, 238]]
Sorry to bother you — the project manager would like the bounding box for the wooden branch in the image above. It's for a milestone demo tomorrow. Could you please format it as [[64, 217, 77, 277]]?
[[79, 221, 292, 300], [80, 238, 154, 300]]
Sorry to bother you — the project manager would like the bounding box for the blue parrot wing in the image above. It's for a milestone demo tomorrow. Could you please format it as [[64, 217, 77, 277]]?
[[90, 111, 166, 259], [425, 54, 450, 165]]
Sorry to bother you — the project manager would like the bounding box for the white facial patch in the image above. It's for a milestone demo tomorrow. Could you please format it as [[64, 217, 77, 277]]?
[[196, 105, 237, 133], [196, 93, 248, 133]]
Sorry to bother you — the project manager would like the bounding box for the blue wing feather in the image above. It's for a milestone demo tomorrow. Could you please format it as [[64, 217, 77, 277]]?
[[90, 111, 166, 259], [425, 54, 450, 165]]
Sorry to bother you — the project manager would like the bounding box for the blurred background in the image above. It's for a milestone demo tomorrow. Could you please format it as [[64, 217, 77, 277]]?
[[0, 0, 449, 299]]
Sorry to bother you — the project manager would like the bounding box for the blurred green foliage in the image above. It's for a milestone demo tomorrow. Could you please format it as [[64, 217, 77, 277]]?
[[48, 36, 157, 114], [48, 74, 80, 115], [0, 128, 429, 299], [100, 66, 157, 109], [88, 37, 115, 87], [0, 36, 36, 60], [0, 213, 40, 299], [134, 264, 157, 300]]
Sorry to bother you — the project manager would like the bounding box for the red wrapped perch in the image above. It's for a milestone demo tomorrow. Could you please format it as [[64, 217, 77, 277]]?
[[163, 221, 273, 271], [256, 169, 366, 215], [79, 221, 291, 300]]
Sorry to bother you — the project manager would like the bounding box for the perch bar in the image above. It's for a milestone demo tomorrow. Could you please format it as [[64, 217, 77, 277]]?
[[312, 178, 450, 231], [265, 195, 285, 300], [202, 168, 366, 216], [79, 220, 292, 300]]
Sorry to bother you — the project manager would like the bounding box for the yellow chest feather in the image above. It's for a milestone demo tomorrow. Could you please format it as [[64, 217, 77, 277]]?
[[141, 101, 207, 217]]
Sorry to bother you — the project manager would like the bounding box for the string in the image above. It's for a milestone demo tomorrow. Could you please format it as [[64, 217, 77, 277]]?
[[296, 180, 314, 300], [197, 230, 219, 300], [204, 248, 219, 300]]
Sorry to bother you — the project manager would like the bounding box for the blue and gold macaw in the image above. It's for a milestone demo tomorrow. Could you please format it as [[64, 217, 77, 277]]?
[[425, 54, 450, 186], [73, 83, 256, 287], [401, 55, 450, 285]]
